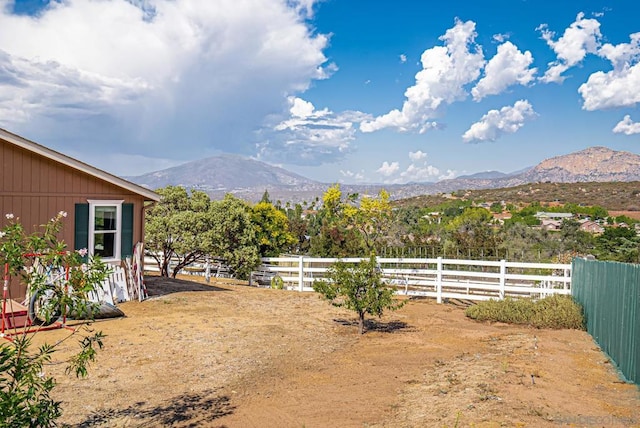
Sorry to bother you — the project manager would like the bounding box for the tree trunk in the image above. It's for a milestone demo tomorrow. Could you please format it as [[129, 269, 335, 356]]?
[[358, 312, 365, 334], [161, 260, 170, 277]]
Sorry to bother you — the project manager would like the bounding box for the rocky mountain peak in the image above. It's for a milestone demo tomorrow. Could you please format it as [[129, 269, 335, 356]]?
[[522, 146, 640, 182]]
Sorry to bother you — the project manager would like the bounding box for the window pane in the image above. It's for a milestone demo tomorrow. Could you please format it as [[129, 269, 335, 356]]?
[[94, 232, 115, 258], [95, 206, 117, 231]]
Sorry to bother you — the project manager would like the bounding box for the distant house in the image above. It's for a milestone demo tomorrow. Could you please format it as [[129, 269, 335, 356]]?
[[492, 212, 512, 224], [422, 212, 442, 224], [0, 128, 160, 298], [535, 212, 574, 220], [579, 220, 605, 235], [541, 219, 563, 231]]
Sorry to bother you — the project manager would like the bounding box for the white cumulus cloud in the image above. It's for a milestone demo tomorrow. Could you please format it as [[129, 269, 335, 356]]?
[[579, 33, 640, 110], [360, 19, 485, 134], [376, 161, 400, 177], [398, 163, 440, 183], [376, 151, 442, 184], [471, 41, 536, 101], [613, 115, 640, 135], [409, 150, 427, 161], [462, 100, 536, 143], [438, 169, 457, 180], [340, 169, 365, 181], [259, 96, 369, 165], [538, 12, 602, 83], [0, 0, 332, 175]]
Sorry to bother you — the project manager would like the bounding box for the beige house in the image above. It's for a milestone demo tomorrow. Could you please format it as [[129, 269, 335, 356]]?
[[579, 220, 605, 235]]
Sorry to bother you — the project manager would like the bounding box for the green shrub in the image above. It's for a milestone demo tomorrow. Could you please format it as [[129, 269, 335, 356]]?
[[465, 295, 584, 329]]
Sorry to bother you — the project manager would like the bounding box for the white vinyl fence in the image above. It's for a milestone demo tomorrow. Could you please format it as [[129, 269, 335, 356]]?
[[143, 255, 234, 279], [251, 256, 571, 303]]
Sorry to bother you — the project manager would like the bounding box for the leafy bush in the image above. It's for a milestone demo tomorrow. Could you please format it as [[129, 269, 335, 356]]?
[[0, 337, 60, 427], [0, 212, 109, 427], [465, 295, 584, 329]]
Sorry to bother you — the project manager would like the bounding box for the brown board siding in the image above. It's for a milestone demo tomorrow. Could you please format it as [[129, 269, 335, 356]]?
[[1, 139, 150, 300], [1, 143, 146, 244]]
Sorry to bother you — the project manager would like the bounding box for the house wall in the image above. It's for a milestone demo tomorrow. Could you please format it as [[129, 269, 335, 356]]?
[[0, 140, 148, 299]]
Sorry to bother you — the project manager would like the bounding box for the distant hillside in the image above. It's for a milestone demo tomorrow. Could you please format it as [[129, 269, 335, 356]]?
[[394, 181, 640, 211], [124, 153, 324, 200], [456, 170, 513, 180], [124, 146, 640, 203]]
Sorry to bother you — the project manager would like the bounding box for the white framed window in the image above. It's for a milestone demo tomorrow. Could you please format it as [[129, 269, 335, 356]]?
[[88, 200, 123, 261]]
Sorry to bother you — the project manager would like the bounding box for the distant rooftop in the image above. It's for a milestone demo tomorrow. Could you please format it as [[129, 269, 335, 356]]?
[[535, 212, 574, 219]]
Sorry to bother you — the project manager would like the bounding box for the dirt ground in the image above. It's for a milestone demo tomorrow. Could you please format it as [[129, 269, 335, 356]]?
[[20, 275, 640, 427]]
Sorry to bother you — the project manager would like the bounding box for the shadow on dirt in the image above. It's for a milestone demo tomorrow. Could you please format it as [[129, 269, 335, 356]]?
[[144, 276, 229, 297], [332, 318, 410, 333], [72, 389, 235, 428]]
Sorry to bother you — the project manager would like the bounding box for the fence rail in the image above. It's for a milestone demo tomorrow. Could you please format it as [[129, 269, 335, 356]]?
[[143, 255, 234, 279], [252, 256, 571, 303]]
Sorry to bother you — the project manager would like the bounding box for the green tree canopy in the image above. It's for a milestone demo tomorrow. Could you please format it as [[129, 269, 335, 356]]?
[[145, 186, 214, 277], [313, 255, 405, 334], [207, 194, 261, 279], [594, 226, 640, 262], [444, 207, 500, 258]]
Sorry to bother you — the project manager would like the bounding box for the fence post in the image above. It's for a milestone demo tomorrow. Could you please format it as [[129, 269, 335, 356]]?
[[436, 257, 443, 304], [499, 259, 506, 300], [298, 255, 304, 292]]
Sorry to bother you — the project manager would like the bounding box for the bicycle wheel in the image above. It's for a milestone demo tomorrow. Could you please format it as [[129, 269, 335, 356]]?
[[28, 288, 62, 326]]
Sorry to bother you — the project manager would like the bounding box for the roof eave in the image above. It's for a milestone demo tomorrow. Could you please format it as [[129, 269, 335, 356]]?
[[0, 128, 160, 202]]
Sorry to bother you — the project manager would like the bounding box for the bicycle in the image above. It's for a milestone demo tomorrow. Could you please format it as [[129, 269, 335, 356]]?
[[25, 261, 67, 326]]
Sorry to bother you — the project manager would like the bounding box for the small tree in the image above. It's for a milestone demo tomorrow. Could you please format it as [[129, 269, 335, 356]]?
[[313, 255, 405, 334], [0, 212, 109, 426]]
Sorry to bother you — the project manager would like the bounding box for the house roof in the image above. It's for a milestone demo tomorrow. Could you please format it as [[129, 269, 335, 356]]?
[[0, 127, 160, 202], [534, 212, 574, 219]]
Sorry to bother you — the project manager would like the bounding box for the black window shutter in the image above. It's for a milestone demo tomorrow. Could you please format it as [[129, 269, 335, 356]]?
[[121, 203, 134, 258], [74, 203, 89, 251]]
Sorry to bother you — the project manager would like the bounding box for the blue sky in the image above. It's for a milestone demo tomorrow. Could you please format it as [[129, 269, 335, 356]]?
[[1, 0, 639, 184]]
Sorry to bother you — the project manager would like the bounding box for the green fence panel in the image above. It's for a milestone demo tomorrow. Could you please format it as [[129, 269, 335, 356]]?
[[572, 258, 640, 385]]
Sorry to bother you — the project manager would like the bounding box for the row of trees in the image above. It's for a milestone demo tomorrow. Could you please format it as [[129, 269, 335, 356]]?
[[145, 186, 297, 279], [145, 184, 393, 278], [393, 199, 640, 263], [144, 184, 640, 278]]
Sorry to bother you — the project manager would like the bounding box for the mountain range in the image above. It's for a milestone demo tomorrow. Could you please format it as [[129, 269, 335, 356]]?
[[124, 146, 640, 203]]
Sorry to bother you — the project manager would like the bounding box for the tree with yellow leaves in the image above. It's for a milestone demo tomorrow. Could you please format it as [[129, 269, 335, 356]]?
[[310, 184, 392, 257]]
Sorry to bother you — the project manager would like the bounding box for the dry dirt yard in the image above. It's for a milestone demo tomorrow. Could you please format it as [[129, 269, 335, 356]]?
[[25, 275, 640, 427]]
